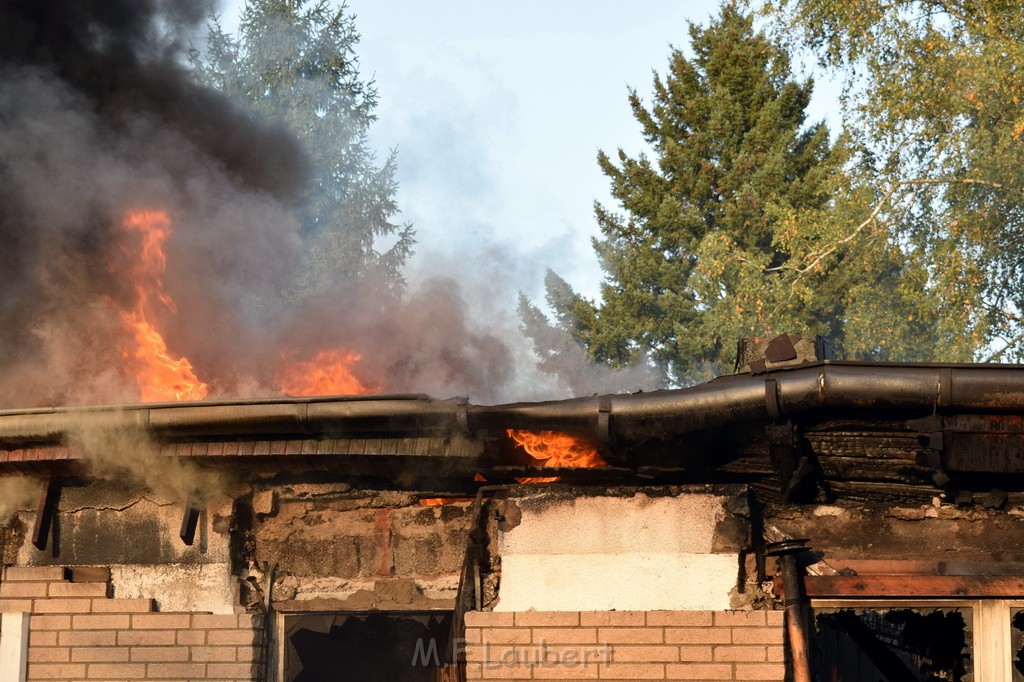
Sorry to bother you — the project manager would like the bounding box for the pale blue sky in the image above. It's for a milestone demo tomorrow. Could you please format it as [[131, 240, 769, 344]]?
[[221, 0, 840, 307]]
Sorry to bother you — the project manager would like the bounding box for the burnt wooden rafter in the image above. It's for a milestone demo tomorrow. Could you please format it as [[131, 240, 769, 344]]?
[[777, 574, 1024, 599]]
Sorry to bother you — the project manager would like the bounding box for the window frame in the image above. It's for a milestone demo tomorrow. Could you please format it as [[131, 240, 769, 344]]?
[[811, 597, 1017, 681]]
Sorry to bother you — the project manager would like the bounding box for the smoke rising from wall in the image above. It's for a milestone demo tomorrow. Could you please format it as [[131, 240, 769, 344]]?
[[0, 477, 42, 525], [66, 415, 225, 504], [0, 0, 659, 409]]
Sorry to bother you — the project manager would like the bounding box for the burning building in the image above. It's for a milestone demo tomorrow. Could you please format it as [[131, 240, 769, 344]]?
[[3, 335, 1024, 680], [5, 2, 1024, 681]]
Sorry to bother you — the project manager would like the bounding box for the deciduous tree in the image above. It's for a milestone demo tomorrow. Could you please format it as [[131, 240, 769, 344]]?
[[767, 0, 1024, 361]]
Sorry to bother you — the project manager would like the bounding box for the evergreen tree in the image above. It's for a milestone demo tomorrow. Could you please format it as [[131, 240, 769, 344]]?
[[522, 4, 938, 387], [190, 0, 413, 296]]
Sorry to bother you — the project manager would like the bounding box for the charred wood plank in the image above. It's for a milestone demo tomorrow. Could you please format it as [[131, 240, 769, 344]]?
[[831, 560, 1024, 576], [815, 455, 935, 484], [31, 478, 60, 550], [179, 491, 201, 546], [779, 575, 1024, 598], [825, 480, 939, 504]]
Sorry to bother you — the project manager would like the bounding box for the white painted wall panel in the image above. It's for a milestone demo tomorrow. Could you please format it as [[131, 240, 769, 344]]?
[[495, 492, 738, 612]]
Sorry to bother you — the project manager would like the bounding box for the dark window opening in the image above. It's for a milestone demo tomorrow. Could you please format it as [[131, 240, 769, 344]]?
[[815, 608, 972, 681], [1011, 609, 1024, 680], [284, 611, 455, 682]]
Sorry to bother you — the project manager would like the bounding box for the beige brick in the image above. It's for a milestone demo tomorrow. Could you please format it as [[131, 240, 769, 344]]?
[[27, 647, 70, 663], [192, 613, 242, 629], [236, 646, 260, 662], [238, 613, 264, 629], [30, 614, 71, 630], [24, 663, 86, 679], [48, 581, 108, 598], [117, 630, 176, 646], [190, 645, 236, 662], [476, 661, 535, 679], [71, 647, 130, 662], [130, 646, 189, 662], [580, 611, 645, 627], [734, 662, 786, 680], [58, 630, 117, 647], [464, 627, 482, 644], [514, 612, 579, 627], [678, 645, 714, 662], [715, 610, 767, 627], [647, 611, 713, 627], [598, 627, 663, 644], [207, 629, 259, 646], [207, 662, 259, 678], [92, 598, 154, 613], [87, 662, 146, 678], [0, 598, 34, 611], [767, 645, 785, 663], [765, 611, 784, 627], [608, 645, 678, 662], [1, 582, 48, 598], [466, 662, 484, 680], [598, 662, 665, 679], [466, 643, 513, 663], [732, 627, 785, 645], [532, 661, 600, 679], [146, 662, 206, 678], [132, 613, 190, 629], [71, 613, 130, 630], [533, 628, 596, 644], [28, 631, 58, 646], [664, 662, 733, 680], [177, 629, 206, 645], [482, 628, 531, 645], [3, 566, 66, 582], [665, 627, 731, 645], [715, 645, 766, 662], [464, 611, 515, 627], [32, 598, 92, 614]]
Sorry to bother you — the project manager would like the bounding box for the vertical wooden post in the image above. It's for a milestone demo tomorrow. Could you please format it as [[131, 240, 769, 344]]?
[[0, 611, 30, 682]]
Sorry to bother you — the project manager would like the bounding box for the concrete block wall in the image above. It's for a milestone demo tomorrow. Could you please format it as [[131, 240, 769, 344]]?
[[0, 566, 264, 681], [463, 610, 785, 681]]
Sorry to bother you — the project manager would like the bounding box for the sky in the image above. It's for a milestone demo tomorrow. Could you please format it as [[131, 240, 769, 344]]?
[[222, 0, 839, 312]]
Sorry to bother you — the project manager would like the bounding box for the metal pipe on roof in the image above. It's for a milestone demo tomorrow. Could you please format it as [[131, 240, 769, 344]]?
[[468, 363, 1024, 440], [1, 363, 1024, 446]]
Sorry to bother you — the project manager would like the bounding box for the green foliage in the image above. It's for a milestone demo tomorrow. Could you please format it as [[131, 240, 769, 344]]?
[[190, 0, 413, 297], [522, 4, 939, 386], [767, 0, 1024, 360]]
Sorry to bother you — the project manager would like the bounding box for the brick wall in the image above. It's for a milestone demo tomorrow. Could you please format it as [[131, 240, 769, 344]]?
[[0, 566, 264, 681], [463, 610, 785, 681]]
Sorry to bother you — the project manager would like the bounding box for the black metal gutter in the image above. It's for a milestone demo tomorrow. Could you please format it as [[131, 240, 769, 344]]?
[[1, 362, 1024, 447], [470, 362, 1024, 441]]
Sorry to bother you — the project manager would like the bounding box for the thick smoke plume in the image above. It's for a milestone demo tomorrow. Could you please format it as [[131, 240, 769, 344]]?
[[0, 476, 41, 525], [0, 0, 657, 409], [67, 415, 225, 504]]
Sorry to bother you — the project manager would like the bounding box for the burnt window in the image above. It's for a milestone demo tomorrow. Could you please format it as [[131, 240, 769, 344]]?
[[283, 611, 455, 682], [1012, 608, 1024, 680], [816, 608, 972, 681]]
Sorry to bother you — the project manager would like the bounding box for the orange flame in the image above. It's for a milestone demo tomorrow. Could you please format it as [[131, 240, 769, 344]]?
[[275, 349, 377, 397], [418, 497, 474, 507], [507, 429, 607, 483], [120, 210, 208, 402]]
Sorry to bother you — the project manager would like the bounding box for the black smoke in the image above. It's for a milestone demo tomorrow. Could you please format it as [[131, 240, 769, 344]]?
[[0, 0, 655, 407]]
